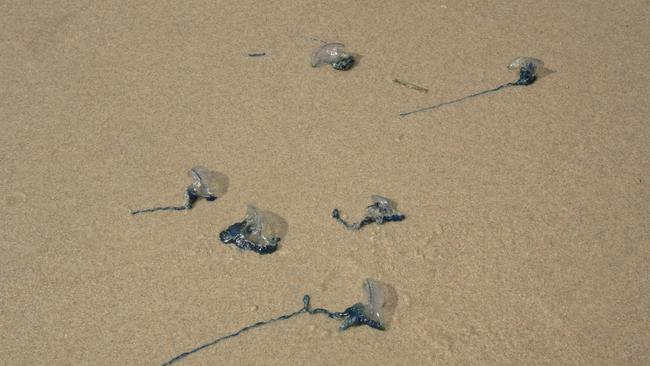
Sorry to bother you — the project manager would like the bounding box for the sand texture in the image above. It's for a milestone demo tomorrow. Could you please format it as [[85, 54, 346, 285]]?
[[1, 0, 649, 365]]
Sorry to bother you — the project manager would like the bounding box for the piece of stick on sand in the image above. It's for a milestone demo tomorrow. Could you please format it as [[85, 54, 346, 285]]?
[[393, 78, 428, 93]]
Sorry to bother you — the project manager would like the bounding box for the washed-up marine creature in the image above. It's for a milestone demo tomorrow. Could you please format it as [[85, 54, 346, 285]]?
[[219, 205, 283, 255], [131, 167, 224, 215], [332, 195, 406, 230], [160, 279, 396, 366], [399, 56, 545, 117], [311, 42, 355, 71], [337, 278, 391, 330]]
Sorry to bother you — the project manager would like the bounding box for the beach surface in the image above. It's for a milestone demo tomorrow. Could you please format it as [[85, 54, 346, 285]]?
[[1, 1, 648, 365]]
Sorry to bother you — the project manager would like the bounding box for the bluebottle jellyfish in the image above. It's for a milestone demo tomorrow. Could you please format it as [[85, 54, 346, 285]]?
[[219, 205, 285, 255], [131, 167, 226, 215], [311, 42, 355, 71], [332, 195, 406, 230], [399, 57, 545, 117], [160, 279, 396, 366], [339, 278, 395, 330]]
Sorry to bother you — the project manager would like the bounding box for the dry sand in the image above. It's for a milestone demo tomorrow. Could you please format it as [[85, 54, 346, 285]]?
[[1, 1, 649, 365]]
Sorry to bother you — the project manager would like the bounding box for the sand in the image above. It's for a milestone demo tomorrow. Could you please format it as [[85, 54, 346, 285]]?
[[1, 1, 649, 365]]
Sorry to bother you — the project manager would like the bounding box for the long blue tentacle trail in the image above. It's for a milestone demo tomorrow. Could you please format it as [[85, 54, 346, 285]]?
[[160, 295, 343, 366], [399, 57, 544, 117]]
